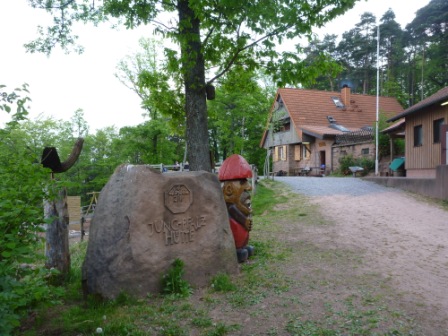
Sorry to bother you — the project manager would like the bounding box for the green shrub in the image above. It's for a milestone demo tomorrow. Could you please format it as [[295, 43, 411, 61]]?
[[338, 154, 356, 175], [161, 259, 192, 298], [394, 138, 405, 155], [358, 156, 375, 173], [0, 85, 62, 335], [0, 180, 60, 335], [338, 154, 375, 176], [0, 267, 62, 335]]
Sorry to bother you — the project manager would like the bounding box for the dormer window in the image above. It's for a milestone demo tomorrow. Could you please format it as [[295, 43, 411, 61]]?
[[331, 96, 345, 108], [327, 115, 350, 132]]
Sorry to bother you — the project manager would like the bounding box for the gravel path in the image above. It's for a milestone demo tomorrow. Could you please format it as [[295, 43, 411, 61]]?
[[275, 176, 388, 197], [275, 176, 448, 334]]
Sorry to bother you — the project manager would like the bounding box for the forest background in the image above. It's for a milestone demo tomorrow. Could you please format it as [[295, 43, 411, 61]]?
[[3, 0, 445, 204], [0, 0, 447, 333]]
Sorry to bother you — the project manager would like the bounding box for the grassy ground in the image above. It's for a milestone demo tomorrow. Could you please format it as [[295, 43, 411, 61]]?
[[18, 179, 419, 335]]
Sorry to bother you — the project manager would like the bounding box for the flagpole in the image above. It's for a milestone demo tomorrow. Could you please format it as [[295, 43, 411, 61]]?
[[375, 23, 380, 176]]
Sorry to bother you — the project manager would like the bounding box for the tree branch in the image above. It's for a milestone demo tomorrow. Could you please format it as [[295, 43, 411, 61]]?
[[207, 26, 292, 84], [152, 20, 177, 32], [202, 13, 223, 47], [33, 0, 77, 10]]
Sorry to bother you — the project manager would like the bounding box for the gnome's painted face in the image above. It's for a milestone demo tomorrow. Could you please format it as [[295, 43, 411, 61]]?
[[223, 179, 252, 217]]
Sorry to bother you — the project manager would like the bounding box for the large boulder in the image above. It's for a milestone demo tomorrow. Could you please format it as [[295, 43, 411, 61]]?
[[82, 164, 238, 299]]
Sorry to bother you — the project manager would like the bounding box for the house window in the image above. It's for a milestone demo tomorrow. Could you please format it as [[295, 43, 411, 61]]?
[[272, 147, 278, 162], [433, 118, 444, 143], [279, 145, 287, 161], [281, 123, 291, 132], [294, 145, 301, 161], [302, 143, 311, 159], [361, 148, 369, 155], [414, 125, 423, 147]]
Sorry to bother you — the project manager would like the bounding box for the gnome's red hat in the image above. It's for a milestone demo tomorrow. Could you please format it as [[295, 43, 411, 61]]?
[[218, 154, 253, 181]]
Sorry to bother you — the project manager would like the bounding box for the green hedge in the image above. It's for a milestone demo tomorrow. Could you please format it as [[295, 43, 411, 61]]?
[[338, 154, 375, 176]]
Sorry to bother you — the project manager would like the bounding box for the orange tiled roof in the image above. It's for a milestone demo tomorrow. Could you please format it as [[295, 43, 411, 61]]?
[[278, 87, 404, 130], [300, 125, 357, 138]]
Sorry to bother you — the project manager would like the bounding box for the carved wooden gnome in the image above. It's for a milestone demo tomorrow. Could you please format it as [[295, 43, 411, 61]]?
[[219, 154, 254, 262]]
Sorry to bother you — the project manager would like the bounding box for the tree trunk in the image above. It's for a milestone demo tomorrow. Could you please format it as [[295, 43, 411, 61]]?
[[44, 188, 70, 281], [178, 0, 212, 172], [152, 133, 159, 159]]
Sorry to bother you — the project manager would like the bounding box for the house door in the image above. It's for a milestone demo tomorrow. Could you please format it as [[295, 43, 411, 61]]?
[[320, 150, 326, 173]]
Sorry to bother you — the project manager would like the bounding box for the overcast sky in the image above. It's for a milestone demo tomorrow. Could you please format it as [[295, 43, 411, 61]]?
[[1, 0, 429, 132]]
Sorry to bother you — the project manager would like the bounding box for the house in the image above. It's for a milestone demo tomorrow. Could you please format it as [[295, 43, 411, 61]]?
[[387, 87, 448, 178], [260, 86, 404, 175]]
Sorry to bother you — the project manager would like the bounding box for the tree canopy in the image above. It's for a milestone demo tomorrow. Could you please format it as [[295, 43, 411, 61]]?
[[299, 0, 448, 107], [26, 0, 358, 171]]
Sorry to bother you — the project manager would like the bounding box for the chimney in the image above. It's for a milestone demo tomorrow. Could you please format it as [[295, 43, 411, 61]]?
[[341, 85, 351, 107]]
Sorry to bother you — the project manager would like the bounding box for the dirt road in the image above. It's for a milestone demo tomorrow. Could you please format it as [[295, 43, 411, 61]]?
[[278, 176, 448, 335]]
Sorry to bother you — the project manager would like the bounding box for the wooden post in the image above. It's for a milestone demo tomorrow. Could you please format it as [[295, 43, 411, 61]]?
[[390, 137, 395, 162], [81, 216, 85, 242], [44, 188, 70, 281], [41, 138, 84, 282]]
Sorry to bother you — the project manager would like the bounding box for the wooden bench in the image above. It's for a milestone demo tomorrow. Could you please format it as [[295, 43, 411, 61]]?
[[299, 168, 311, 176], [294, 168, 311, 176]]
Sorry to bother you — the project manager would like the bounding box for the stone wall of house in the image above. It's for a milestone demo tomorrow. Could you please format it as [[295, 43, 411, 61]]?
[[285, 144, 300, 175], [287, 144, 296, 174], [272, 156, 289, 175], [273, 161, 289, 174], [313, 140, 333, 175], [274, 142, 331, 175], [331, 142, 375, 172]]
